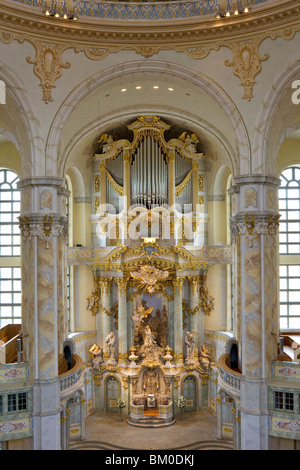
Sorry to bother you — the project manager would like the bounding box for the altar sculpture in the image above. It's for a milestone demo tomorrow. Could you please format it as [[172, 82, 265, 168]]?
[[89, 343, 103, 369], [185, 331, 195, 365], [105, 331, 117, 364]]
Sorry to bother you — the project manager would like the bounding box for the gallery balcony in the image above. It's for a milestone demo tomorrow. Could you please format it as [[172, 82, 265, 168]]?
[[59, 354, 85, 400], [217, 353, 241, 400]]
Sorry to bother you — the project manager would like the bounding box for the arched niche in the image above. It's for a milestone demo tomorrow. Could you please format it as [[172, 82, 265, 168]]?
[[225, 338, 240, 372], [46, 61, 249, 180]]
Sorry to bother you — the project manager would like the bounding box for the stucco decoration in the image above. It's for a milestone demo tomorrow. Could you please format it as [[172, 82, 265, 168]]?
[[1, 4, 300, 103]]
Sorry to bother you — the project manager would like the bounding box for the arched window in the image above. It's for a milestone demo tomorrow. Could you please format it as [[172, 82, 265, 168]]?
[[0, 169, 21, 327], [279, 166, 300, 330]]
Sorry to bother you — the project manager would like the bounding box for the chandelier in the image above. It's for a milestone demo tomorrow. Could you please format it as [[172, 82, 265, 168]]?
[[43, 0, 78, 21], [215, 0, 251, 18]]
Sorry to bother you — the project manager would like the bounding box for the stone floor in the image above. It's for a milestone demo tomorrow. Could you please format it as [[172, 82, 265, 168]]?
[[70, 410, 233, 450]]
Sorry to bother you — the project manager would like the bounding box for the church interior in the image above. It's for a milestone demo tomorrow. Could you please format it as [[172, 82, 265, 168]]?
[[1, 0, 300, 451]]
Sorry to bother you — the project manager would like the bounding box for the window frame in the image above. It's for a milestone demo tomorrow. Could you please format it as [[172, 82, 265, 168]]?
[[0, 168, 21, 328], [279, 166, 300, 332]]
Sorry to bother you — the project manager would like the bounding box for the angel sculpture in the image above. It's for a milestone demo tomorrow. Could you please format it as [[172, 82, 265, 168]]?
[[178, 131, 199, 153], [87, 287, 100, 316], [98, 133, 114, 153]]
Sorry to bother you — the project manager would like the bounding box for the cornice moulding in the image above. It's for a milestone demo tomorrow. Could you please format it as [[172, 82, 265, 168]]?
[[0, 1, 299, 46]]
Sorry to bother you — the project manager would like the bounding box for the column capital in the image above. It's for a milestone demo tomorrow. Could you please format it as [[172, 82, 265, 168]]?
[[230, 212, 280, 246], [99, 277, 113, 293], [188, 276, 199, 294], [19, 214, 68, 248], [167, 149, 175, 162], [123, 150, 132, 164], [115, 277, 128, 293], [172, 276, 185, 294]]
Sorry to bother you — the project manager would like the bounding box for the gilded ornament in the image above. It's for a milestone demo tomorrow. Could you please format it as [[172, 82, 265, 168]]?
[[106, 170, 123, 196], [87, 286, 101, 316], [175, 170, 192, 197], [199, 285, 214, 315], [198, 174, 204, 192], [224, 37, 269, 102], [174, 376, 181, 388], [135, 46, 160, 58], [172, 276, 185, 295], [26, 40, 71, 104], [94, 175, 101, 193], [98, 301, 118, 318], [130, 264, 169, 296], [182, 299, 201, 316], [94, 196, 101, 214]]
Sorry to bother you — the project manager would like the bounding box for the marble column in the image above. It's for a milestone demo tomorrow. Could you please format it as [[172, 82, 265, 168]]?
[[116, 277, 128, 364], [168, 150, 175, 209], [192, 161, 199, 213], [230, 175, 280, 450], [188, 276, 201, 359], [173, 276, 185, 364], [123, 150, 131, 211], [60, 410, 67, 450], [99, 277, 113, 359], [18, 177, 69, 450], [99, 161, 106, 214]]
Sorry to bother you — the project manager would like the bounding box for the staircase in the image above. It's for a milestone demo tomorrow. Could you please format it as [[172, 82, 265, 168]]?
[[70, 438, 232, 451], [127, 415, 176, 428]]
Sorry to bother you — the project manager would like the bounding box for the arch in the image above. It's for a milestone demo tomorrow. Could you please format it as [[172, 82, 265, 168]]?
[[66, 166, 85, 200], [252, 58, 300, 176], [63, 338, 75, 370], [213, 164, 232, 198], [182, 374, 197, 411], [225, 338, 240, 371], [104, 374, 121, 411], [0, 62, 42, 178], [46, 60, 250, 179]]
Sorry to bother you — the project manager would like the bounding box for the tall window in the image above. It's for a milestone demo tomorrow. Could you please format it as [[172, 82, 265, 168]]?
[[279, 166, 300, 330], [65, 176, 73, 332], [0, 169, 21, 328], [0, 169, 20, 257]]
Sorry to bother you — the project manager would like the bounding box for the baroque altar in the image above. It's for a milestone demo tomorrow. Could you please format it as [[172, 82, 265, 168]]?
[[67, 116, 231, 425]]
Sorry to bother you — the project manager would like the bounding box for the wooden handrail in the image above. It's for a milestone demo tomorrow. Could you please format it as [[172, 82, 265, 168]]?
[[218, 353, 242, 377], [59, 354, 83, 377]]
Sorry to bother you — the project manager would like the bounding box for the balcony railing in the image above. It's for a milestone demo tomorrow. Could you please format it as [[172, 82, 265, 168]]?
[[218, 354, 241, 397], [59, 354, 84, 398]]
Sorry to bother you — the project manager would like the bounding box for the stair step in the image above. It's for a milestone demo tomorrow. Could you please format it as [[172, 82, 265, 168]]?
[[127, 418, 176, 428]]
